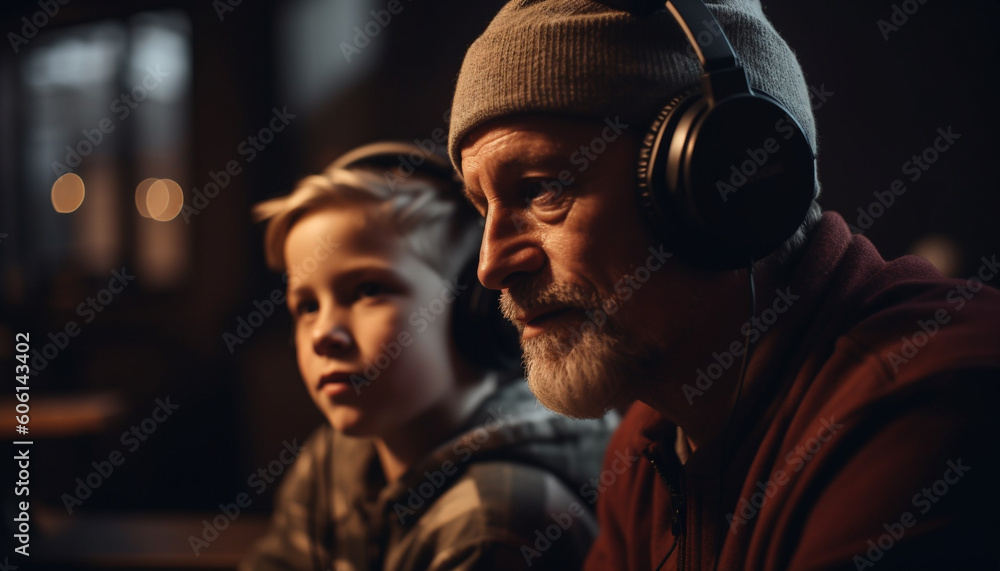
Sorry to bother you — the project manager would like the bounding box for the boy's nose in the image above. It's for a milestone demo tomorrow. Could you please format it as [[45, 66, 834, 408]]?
[[312, 319, 353, 356]]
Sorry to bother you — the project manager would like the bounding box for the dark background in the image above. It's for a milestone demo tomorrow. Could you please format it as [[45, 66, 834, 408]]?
[[0, 0, 996, 568]]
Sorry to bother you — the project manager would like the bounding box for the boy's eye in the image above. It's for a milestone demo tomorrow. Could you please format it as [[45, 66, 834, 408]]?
[[294, 299, 318, 316], [357, 282, 387, 299]]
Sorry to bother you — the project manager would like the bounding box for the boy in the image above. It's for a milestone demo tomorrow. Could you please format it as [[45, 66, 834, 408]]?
[[240, 142, 616, 570]]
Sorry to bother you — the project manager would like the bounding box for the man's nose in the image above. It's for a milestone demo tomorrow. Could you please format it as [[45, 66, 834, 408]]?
[[478, 206, 545, 290]]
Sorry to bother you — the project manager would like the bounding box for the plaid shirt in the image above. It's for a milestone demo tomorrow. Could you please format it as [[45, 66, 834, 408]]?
[[241, 380, 617, 571]]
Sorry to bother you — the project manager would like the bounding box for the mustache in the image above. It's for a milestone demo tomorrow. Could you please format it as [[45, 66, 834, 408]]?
[[499, 280, 604, 323]]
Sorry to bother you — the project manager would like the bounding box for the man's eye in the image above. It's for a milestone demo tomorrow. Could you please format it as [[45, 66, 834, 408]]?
[[522, 179, 565, 208]]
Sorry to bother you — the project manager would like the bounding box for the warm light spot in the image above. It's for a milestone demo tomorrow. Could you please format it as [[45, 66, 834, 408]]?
[[135, 178, 160, 218], [51, 173, 85, 213], [910, 234, 962, 277], [149, 178, 184, 222], [146, 180, 170, 219]]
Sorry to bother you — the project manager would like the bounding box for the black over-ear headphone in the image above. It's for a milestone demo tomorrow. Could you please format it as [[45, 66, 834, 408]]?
[[636, 0, 817, 271], [330, 142, 521, 373]]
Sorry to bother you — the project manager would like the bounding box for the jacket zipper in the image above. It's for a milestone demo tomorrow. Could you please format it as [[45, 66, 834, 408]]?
[[677, 466, 686, 571], [644, 446, 686, 570]]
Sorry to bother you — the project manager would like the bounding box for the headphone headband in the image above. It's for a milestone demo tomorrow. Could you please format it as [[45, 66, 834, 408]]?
[[665, 0, 737, 71], [329, 141, 459, 190], [636, 0, 817, 270]]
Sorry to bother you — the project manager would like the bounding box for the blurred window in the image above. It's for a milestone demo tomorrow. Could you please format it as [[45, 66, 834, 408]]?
[[2, 10, 192, 302]]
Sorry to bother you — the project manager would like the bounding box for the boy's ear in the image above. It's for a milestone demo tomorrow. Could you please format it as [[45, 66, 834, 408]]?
[[450, 256, 522, 373]]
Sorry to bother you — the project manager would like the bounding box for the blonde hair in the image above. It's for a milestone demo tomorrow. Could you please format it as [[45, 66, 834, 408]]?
[[254, 163, 483, 282]]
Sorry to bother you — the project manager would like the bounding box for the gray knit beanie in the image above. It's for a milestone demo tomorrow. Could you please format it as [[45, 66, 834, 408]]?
[[448, 0, 816, 173]]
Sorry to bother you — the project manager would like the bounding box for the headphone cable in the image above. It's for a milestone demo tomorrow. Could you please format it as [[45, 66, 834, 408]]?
[[711, 259, 756, 571], [654, 260, 755, 571], [727, 259, 756, 440], [654, 533, 681, 571]]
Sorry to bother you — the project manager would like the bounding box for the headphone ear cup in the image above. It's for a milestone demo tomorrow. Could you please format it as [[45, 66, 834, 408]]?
[[451, 255, 522, 373], [675, 93, 816, 269], [638, 89, 816, 270], [638, 88, 702, 257]]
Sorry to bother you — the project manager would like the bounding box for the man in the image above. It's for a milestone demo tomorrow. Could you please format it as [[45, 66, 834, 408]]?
[[447, 0, 1000, 569]]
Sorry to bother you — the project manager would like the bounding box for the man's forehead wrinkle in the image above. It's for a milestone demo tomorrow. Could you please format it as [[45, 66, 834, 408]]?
[[517, 135, 560, 166], [463, 130, 517, 193], [486, 132, 563, 173], [468, 123, 558, 159], [464, 126, 518, 161]]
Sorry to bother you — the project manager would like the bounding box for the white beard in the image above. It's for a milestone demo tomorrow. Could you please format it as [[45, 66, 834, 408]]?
[[500, 282, 654, 419]]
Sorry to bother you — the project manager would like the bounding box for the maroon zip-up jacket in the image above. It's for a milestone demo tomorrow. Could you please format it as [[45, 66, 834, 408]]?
[[585, 212, 1000, 570]]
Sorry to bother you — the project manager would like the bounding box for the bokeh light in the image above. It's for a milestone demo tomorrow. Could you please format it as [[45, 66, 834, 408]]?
[[910, 234, 962, 277], [147, 178, 184, 222], [51, 173, 86, 213], [146, 179, 169, 219], [135, 177, 160, 218]]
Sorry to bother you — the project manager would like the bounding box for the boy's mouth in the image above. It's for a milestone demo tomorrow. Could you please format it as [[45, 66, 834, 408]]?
[[318, 371, 354, 389]]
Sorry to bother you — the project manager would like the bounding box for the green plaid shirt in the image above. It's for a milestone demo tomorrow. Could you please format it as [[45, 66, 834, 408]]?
[[241, 381, 617, 571]]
